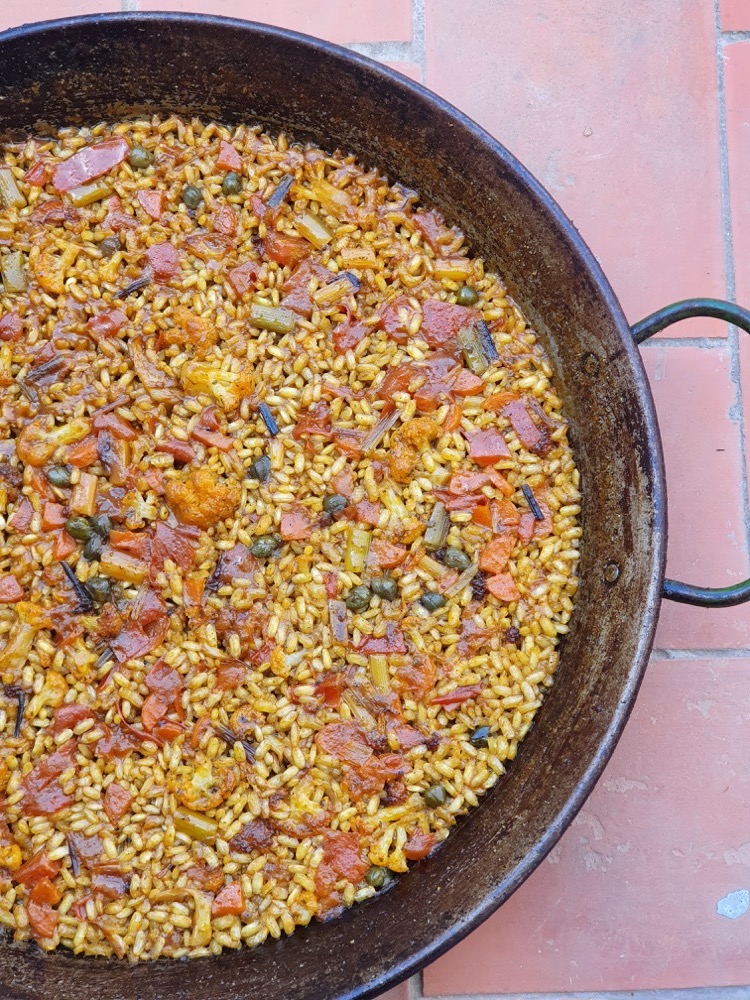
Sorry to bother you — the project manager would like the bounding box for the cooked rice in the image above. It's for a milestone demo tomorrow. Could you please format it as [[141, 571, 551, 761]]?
[[0, 116, 580, 960]]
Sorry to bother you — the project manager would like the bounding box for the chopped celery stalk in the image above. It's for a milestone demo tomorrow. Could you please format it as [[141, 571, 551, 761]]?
[[457, 319, 498, 375], [434, 258, 473, 281], [100, 548, 147, 585], [309, 178, 353, 219], [296, 211, 332, 249], [174, 805, 218, 842], [418, 553, 446, 578], [249, 301, 295, 334], [361, 408, 400, 455], [68, 180, 110, 207], [424, 502, 449, 550], [0, 169, 25, 209], [444, 561, 479, 597], [0, 220, 14, 241], [344, 525, 371, 574], [369, 655, 390, 691], [1, 251, 26, 293], [313, 272, 359, 307], [339, 246, 377, 269]]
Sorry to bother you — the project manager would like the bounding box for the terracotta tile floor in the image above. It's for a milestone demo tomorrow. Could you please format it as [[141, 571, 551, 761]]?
[[2, 1, 750, 997]]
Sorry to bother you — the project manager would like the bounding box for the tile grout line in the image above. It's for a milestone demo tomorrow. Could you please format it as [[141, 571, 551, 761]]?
[[121, 0, 139, 12], [639, 336, 731, 349], [413, 0, 426, 83], [651, 646, 750, 659], [424, 989, 750, 1000], [721, 29, 750, 40], [713, 3, 750, 572]]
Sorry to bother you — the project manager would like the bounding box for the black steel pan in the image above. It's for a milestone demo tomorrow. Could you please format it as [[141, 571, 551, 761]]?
[[1, 13, 748, 1000]]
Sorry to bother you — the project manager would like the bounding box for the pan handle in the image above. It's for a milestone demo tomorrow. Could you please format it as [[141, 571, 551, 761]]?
[[632, 297, 750, 607]]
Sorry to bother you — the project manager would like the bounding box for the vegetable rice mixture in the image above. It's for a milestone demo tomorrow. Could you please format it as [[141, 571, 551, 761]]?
[[0, 116, 580, 960]]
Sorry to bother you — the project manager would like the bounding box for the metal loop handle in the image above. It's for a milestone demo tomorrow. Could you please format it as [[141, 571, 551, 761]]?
[[633, 297, 750, 607]]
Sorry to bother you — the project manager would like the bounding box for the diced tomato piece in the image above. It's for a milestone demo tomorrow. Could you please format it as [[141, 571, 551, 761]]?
[[136, 189, 165, 221], [24, 159, 50, 187], [404, 830, 437, 860], [263, 232, 310, 268], [420, 299, 477, 348], [103, 782, 133, 823], [292, 402, 332, 440], [52, 529, 77, 560], [376, 361, 416, 398], [357, 624, 407, 655], [411, 209, 444, 252], [146, 242, 180, 281], [443, 402, 463, 433], [14, 851, 62, 888], [447, 470, 489, 494], [8, 498, 33, 532], [0, 574, 24, 602], [216, 140, 242, 171], [52, 136, 130, 193], [315, 671, 346, 707], [215, 660, 247, 690], [213, 204, 237, 237], [108, 529, 150, 559], [183, 575, 205, 609], [345, 499, 381, 527], [211, 881, 244, 917], [485, 572, 520, 602], [479, 534, 516, 574], [41, 502, 65, 531], [533, 500, 553, 540], [431, 683, 483, 708], [65, 435, 99, 468], [367, 539, 407, 570], [0, 313, 22, 342], [27, 877, 61, 939], [395, 655, 437, 700], [91, 411, 138, 441], [518, 511, 536, 545], [153, 718, 184, 741], [323, 572, 338, 599], [502, 398, 551, 455], [467, 427, 511, 466], [141, 693, 169, 731], [485, 468, 514, 496], [280, 505, 312, 541], [191, 425, 234, 452], [332, 320, 370, 354], [85, 308, 128, 340], [155, 437, 197, 464], [483, 391, 519, 412], [471, 503, 492, 528], [379, 295, 414, 344], [451, 369, 485, 396], [281, 258, 331, 317], [20, 741, 78, 816], [227, 260, 260, 296], [145, 660, 183, 699], [316, 722, 372, 766], [321, 830, 369, 883], [50, 702, 95, 736], [150, 521, 199, 576]]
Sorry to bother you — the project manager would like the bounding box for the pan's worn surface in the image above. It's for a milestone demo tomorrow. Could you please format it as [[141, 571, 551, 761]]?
[[0, 12, 712, 1000]]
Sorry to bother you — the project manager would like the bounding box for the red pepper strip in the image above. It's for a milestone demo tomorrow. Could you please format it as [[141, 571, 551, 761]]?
[[431, 683, 483, 709]]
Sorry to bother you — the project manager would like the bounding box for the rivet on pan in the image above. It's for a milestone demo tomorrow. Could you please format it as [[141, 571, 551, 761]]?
[[603, 561, 620, 585], [581, 352, 600, 377]]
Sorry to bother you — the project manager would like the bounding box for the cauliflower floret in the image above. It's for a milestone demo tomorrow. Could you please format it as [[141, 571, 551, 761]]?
[[164, 466, 241, 529]]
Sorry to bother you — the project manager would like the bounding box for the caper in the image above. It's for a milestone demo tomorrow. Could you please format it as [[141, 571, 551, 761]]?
[[247, 454, 271, 482], [456, 285, 479, 306], [469, 725, 491, 748], [423, 784, 447, 808], [365, 866, 390, 889], [65, 516, 92, 542], [420, 591, 447, 612], [250, 534, 281, 558], [128, 145, 153, 170], [82, 533, 104, 562], [85, 576, 112, 605], [222, 171, 242, 196], [441, 546, 472, 572], [46, 465, 72, 488], [345, 585, 372, 612], [322, 494, 348, 517], [89, 513, 112, 540], [182, 185, 203, 209], [371, 576, 399, 602], [99, 235, 121, 257]]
